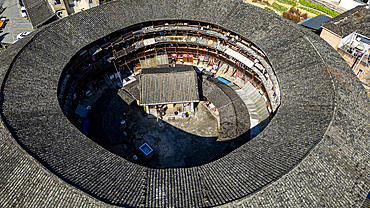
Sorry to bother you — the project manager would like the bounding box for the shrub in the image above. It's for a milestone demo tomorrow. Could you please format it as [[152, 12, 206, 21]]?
[[290, 7, 301, 15], [282, 11, 290, 19], [290, 7, 296, 13], [282, 12, 301, 23]]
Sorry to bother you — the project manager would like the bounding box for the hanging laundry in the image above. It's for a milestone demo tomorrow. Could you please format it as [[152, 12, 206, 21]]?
[[356, 69, 362, 76]]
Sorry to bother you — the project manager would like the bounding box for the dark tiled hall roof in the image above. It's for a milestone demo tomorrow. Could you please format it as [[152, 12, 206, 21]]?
[[141, 65, 194, 74], [321, 5, 370, 37], [0, 0, 369, 207], [140, 66, 199, 105]]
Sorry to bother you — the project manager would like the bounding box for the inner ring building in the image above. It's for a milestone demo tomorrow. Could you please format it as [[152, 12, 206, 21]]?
[[58, 20, 280, 165], [0, 0, 370, 207]]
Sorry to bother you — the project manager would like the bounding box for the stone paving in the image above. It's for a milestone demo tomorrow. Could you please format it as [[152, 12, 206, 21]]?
[[100, 88, 228, 168], [127, 104, 222, 168], [167, 104, 219, 138], [0, 0, 33, 44]]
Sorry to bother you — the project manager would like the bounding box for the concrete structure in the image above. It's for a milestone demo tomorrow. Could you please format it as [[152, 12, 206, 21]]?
[[321, 5, 370, 79], [0, 0, 370, 207], [64, 0, 99, 15], [339, 0, 365, 10]]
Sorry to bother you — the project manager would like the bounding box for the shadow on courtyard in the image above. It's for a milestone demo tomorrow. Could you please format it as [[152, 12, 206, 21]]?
[[86, 89, 253, 168]]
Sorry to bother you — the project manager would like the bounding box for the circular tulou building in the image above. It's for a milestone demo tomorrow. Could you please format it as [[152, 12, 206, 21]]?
[[1, 0, 370, 207]]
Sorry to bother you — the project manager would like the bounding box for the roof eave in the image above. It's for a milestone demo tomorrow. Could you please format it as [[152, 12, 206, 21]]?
[[31, 13, 56, 29]]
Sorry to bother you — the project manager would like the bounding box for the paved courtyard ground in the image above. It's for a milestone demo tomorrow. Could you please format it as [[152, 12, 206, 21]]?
[[125, 103, 222, 168], [87, 89, 238, 168]]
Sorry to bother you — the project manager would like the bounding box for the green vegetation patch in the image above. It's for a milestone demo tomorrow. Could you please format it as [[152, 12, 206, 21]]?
[[264, 7, 276, 13], [298, 6, 321, 15], [277, 0, 297, 6], [272, 2, 288, 12], [298, 0, 339, 17], [101, 0, 112, 4]]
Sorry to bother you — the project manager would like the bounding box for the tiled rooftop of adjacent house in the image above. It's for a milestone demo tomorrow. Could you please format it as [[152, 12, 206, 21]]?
[[22, 0, 55, 28], [321, 5, 370, 37]]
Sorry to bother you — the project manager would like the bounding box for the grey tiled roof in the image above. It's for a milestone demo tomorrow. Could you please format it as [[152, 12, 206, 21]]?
[[23, 0, 55, 28], [202, 78, 250, 140], [321, 5, 370, 37], [22, 0, 42, 7], [0, 0, 369, 207], [139, 66, 199, 105], [124, 79, 140, 100], [141, 65, 194, 74]]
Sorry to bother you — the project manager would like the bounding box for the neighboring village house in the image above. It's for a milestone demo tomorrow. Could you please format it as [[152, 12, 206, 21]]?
[[320, 5, 370, 80], [298, 15, 332, 35], [22, 0, 99, 28], [139, 66, 199, 120], [338, 0, 365, 10]]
